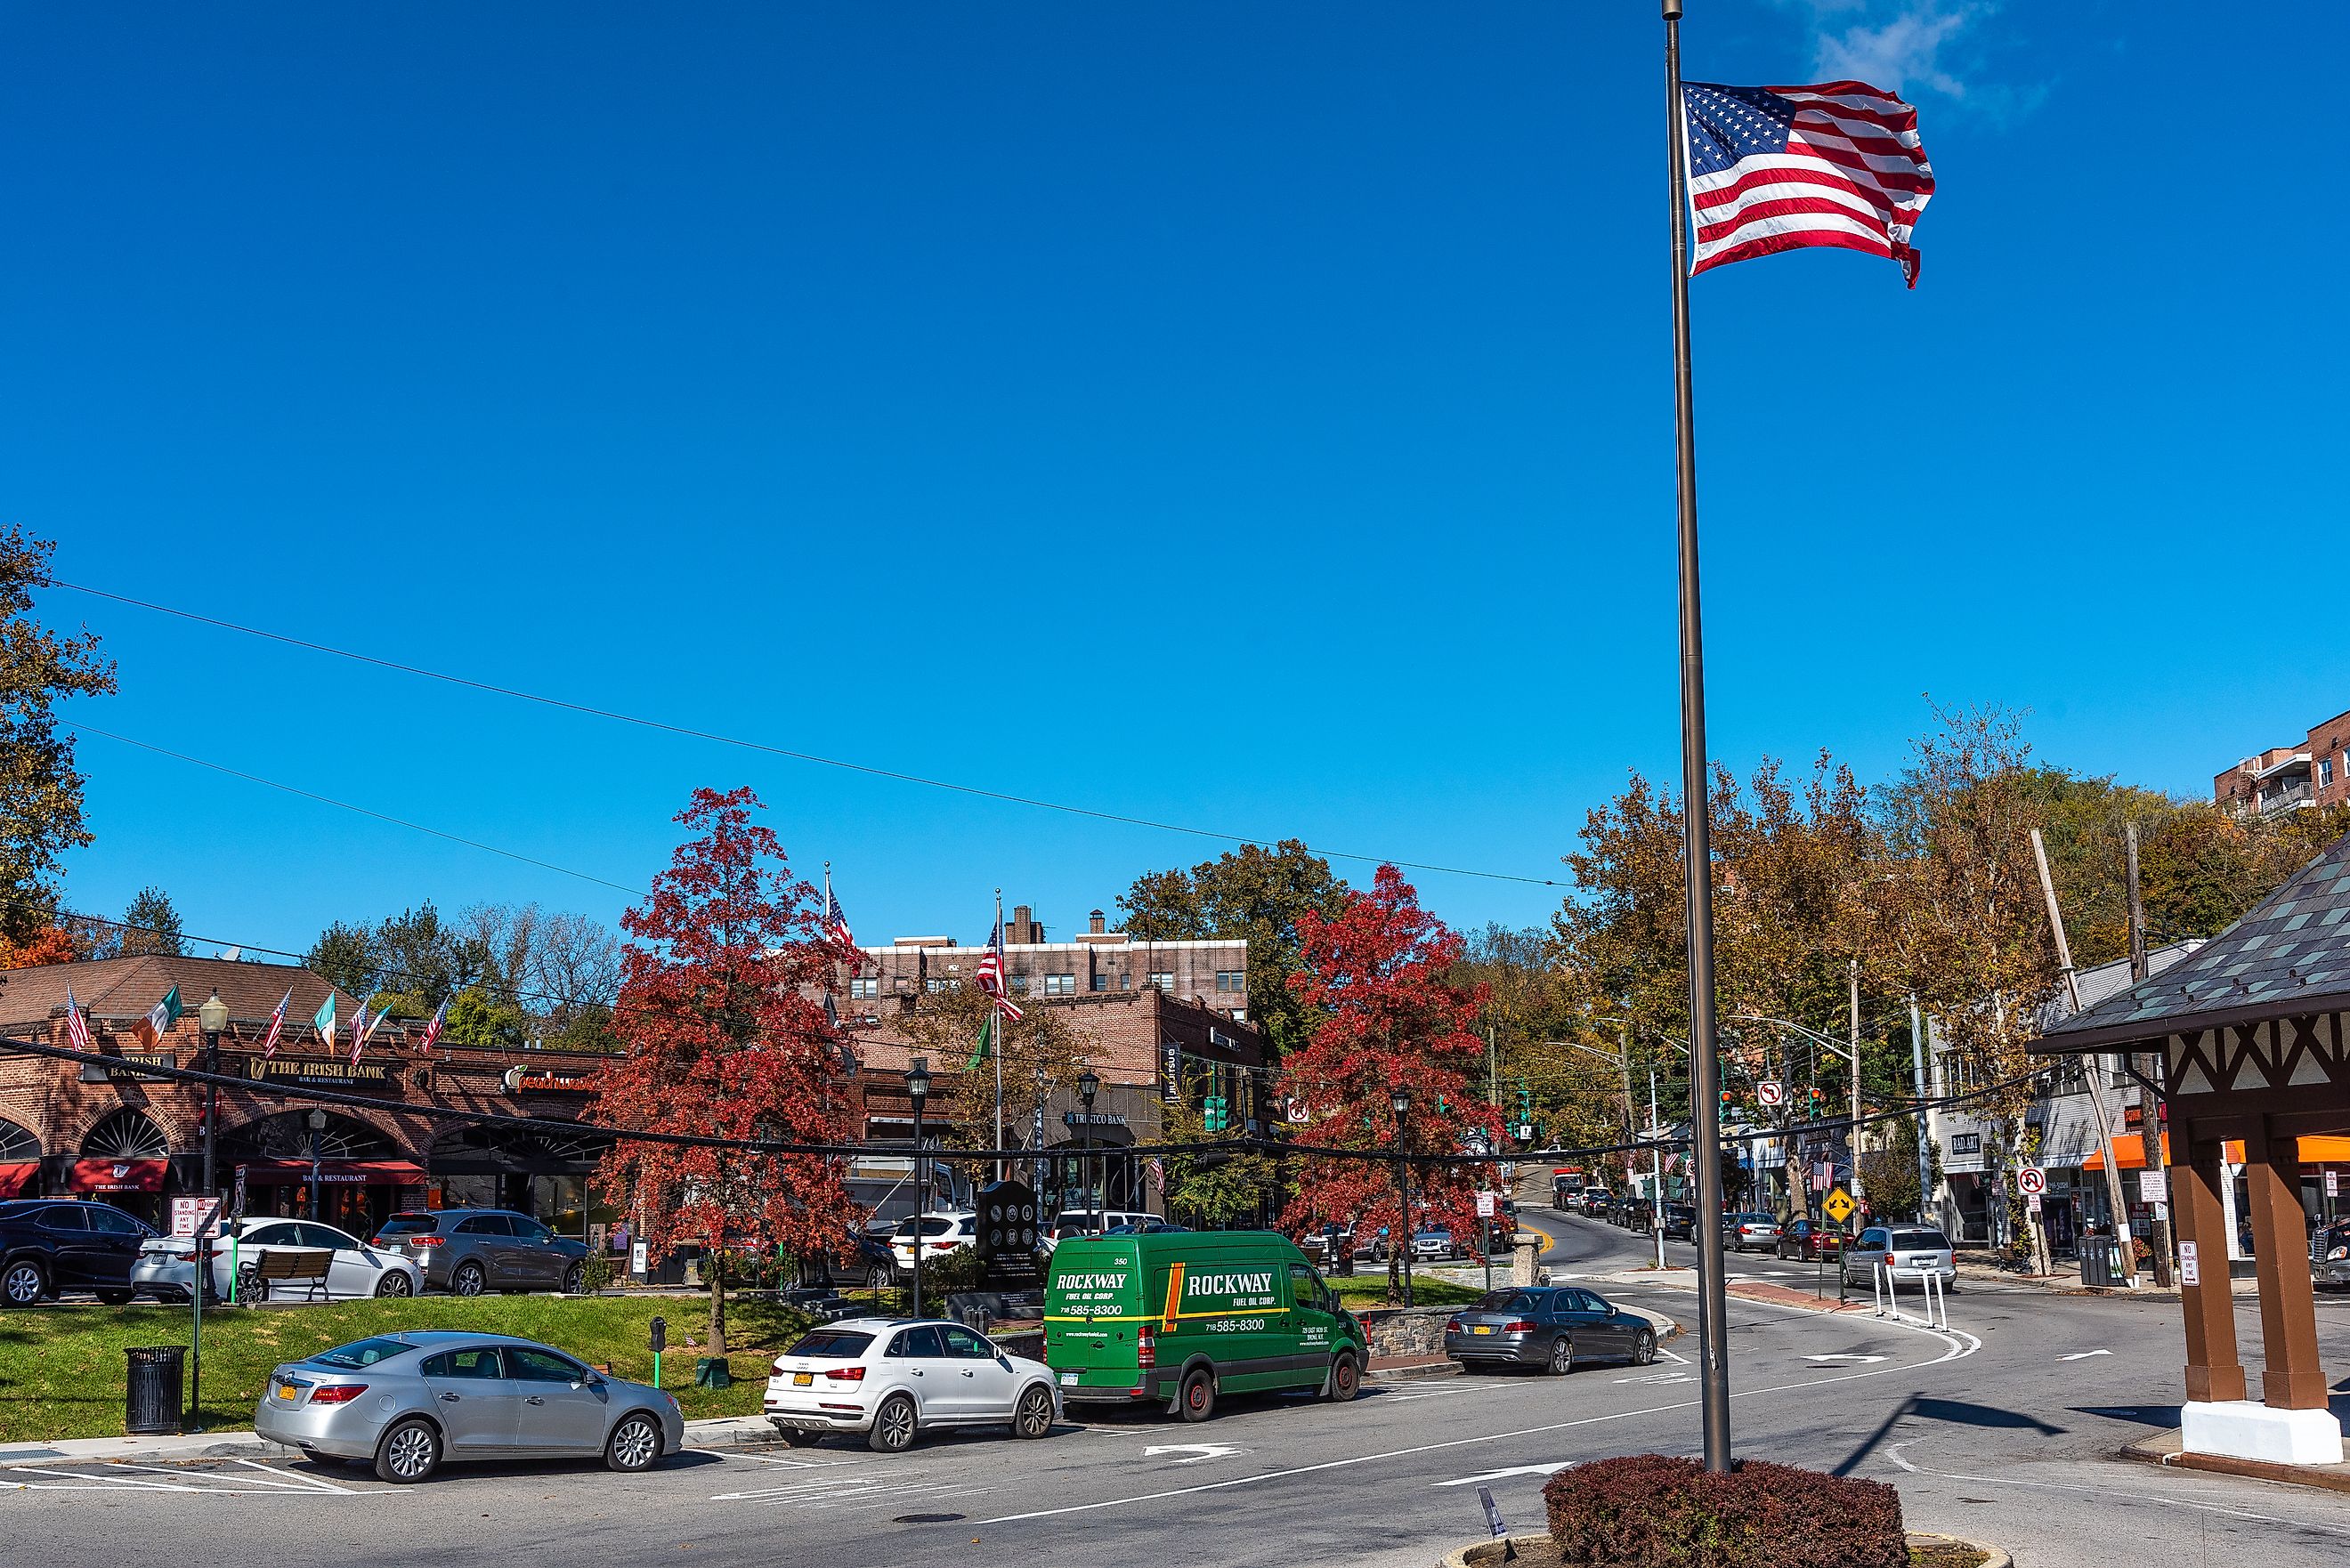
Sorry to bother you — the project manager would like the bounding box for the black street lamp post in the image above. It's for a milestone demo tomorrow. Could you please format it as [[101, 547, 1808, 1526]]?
[[197, 990, 229, 1306], [1391, 1087, 1414, 1308], [906, 1057, 930, 1319], [1078, 1068, 1100, 1233], [305, 1108, 328, 1222]]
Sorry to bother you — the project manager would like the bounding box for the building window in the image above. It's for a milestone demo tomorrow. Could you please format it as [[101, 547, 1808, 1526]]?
[[2325, 757, 2338, 788], [1215, 970, 1245, 992], [925, 977, 960, 992], [1148, 972, 1174, 992], [1009, 974, 1030, 994], [849, 977, 879, 999], [1090, 972, 1110, 992], [1043, 974, 1076, 996]]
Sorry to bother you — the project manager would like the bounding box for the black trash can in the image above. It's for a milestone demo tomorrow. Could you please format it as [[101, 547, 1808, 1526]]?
[[125, 1346, 185, 1435], [2079, 1243, 2114, 1288]]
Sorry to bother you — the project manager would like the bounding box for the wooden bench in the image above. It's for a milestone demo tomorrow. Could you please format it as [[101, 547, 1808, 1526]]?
[[244, 1248, 335, 1303]]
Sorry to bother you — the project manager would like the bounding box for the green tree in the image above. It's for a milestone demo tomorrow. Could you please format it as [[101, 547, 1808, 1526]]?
[[118, 886, 183, 957], [444, 983, 531, 1048], [1159, 1070, 1279, 1227], [0, 528, 118, 943], [1117, 839, 1349, 1057], [304, 919, 381, 998]]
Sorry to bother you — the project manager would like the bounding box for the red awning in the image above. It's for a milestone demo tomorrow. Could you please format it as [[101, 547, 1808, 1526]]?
[[69, 1158, 167, 1193], [236, 1159, 426, 1187], [0, 1161, 38, 1199]]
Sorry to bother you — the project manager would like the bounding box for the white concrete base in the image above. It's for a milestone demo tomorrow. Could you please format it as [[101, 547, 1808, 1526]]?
[[2180, 1400, 2345, 1466]]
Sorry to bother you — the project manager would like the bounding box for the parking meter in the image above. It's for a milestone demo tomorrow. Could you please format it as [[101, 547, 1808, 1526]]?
[[649, 1315, 668, 1388]]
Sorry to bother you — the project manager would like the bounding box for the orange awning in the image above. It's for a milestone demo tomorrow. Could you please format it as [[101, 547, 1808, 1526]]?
[[2085, 1135, 2349, 1170]]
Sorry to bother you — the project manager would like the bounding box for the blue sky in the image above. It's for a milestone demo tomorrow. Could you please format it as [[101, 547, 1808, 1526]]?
[[6, 3, 2343, 960]]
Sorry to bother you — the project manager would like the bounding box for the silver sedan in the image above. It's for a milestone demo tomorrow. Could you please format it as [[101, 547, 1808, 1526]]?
[[255, 1331, 683, 1483]]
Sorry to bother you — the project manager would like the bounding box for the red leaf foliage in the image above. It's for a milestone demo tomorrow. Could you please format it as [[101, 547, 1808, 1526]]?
[[589, 788, 862, 1267], [1543, 1454, 1907, 1568], [1276, 866, 1500, 1259]]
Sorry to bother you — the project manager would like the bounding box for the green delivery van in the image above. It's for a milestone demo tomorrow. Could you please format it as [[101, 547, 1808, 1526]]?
[[1044, 1230, 1367, 1421]]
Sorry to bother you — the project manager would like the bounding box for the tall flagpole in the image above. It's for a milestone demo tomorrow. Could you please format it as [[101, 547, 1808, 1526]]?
[[993, 888, 1007, 1184], [1663, 0, 1733, 1475]]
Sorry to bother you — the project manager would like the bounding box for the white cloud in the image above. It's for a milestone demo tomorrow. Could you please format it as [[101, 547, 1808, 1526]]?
[[1780, 1, 2045, 119]]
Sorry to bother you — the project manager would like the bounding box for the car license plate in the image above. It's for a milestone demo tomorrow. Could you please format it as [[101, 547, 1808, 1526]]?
[[1471, 1325, 1495, 1335], [274, 1381, 295, 1401], [1059, 1372, 1078, 1386], [792, 1372, 813, 1386]]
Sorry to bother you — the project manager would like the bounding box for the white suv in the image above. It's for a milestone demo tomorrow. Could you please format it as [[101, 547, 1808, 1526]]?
[[765, 1317, 1060, 1452], [889, 1211, 976, 1274], [1040, 1209, 1151, 1256]]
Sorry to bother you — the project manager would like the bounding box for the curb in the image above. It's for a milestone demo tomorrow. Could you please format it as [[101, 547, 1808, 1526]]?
[[1, 1414, 800, 1470], [2119, 1434, 2350, 1494], [1909, 1532, 2012, 1568], [1436, 1534, 1550, 1567], [1369, 1359, 1459, 1384]]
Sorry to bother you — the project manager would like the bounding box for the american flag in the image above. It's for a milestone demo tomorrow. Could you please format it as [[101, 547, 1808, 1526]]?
[[824, 887, 858, 970], [63, 983, 93, 1053], [1682, 80, 1934, 287], [260, 988, 292, 1058], [417, 998, 448, 1056], [974, 919, 1025, 1020], [349, 998, 373, 1065]]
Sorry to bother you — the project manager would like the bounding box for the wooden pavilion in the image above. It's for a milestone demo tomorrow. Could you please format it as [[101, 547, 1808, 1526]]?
[[2031, 831, 2350, 1466]]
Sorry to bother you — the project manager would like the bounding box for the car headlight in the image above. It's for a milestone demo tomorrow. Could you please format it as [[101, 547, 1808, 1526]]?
[[2330, 1246, 2347, 1261]]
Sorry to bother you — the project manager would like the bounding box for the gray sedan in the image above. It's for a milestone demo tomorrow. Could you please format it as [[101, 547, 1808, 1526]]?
[[1442, 1285, 1657, 1374], [255, 1331, 682, 1483]]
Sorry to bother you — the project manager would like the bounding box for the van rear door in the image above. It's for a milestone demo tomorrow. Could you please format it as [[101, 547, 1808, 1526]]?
[[1044, 1240, 1147, 1400]]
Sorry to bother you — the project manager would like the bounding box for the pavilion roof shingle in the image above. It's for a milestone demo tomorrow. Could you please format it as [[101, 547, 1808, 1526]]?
[[2034, 829, 2350, 1054]]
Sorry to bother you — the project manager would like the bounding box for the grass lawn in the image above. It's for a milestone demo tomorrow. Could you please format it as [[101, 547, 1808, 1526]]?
[[1328, 1273, 1486, 1308], [0, 1293, 814, 1443]]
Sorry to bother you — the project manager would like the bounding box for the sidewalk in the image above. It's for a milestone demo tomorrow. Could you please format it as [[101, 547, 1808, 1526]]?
[[0, 1412, 792, 1471]]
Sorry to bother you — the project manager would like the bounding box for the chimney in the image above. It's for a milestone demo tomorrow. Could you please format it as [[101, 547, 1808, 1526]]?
[[1090, 909, 1106, 935], [1011, 905, 1039, 944]]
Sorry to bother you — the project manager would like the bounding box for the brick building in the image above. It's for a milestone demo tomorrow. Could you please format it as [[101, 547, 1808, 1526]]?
[[2214, 706, 2350, 816], [0, 954, 626, 1238], [844, 904, 1250, 1021]]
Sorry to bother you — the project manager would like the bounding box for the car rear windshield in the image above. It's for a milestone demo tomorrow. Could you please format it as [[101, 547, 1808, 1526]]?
[[310, 1337, 415, 1369], [1890, 1230, 1950, 1250], [785, 1330, 876, 1359], [375, 1215, 435, 1234]]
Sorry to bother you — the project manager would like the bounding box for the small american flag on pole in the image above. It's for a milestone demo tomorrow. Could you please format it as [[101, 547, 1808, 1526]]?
[[63, 983, 93, 1053], [974, 919, 1025, 1020], [1682, 80, 1934, 286], [260, 988, 292, 1058], [417, 998, 448, 1056], [824, 887, 858, 968]]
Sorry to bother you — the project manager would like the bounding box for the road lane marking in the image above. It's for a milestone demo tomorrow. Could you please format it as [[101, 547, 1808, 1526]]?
[[1433, 1463, 1572, 1487], [1142, 1443, 1247, 1464], [1804, 1354, 1889, 1364], [2056, 1350, 2111, 1361], [979, 1314, 1978, 1525], [1884, 1443, 2350, 1539], [230, 1459, 377, 1492]]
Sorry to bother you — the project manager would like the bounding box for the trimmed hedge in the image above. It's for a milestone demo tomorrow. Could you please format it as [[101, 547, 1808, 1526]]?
[[1544, 1454, 1906, 1568]]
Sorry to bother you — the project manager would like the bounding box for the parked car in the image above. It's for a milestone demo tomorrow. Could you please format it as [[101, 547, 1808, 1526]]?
[[765, 1317, 1059, 1451], [373, 1208, 590, 1296], [1842, 1224, 1957, 1287], [1443, 1285, 1658, 1374], [1774, 1218, 1845, 1262], [891, 1211, 979, 1273], [1044, 1230, 1365, 1418], [2314, 1219, 2350, 1288], [0, 1199, 155, 1306], [1410, 1228, 1462, 1262], [133, 1217, 422, 1302], [1722, 1214, 1782, 1253], [1100, 1218, 1189, 1236], [1300, 1225, 1357, 1267], [1660, 1205, 1698, 1241], [255, 1330, 681, 1482], [1041, 1210, 1150, 1255]]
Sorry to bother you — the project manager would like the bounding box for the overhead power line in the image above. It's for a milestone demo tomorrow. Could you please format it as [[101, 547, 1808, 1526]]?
[[45, 577, 1559, 888]]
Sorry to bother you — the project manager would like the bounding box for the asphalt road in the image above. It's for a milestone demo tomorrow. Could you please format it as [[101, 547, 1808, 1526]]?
[[6, 1211, 2347, 1568]]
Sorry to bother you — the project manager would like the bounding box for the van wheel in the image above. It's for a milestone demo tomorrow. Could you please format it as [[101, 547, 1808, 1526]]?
[[1177, 1368, 1215, 1423], [1325, 1353, 1360, 1402]]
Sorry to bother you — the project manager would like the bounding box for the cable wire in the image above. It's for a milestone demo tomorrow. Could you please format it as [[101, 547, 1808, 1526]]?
[[45, 577, 1559, 887]]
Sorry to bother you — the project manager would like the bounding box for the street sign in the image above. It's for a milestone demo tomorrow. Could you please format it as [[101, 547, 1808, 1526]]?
[[2328, 1171, 2340, 1198], [1516, 1123, 1533, 1140], [2017, 1166, 2047, 1196], [2027, 1192, 2043, 1214], [1476, 1192, 1497, 1218], [1757, 1080, 1784, 1108], [2138, 1169, 2166, 1203], [2178, 1240, 2200, 1286], [1821, 1186, 1856, 1224]]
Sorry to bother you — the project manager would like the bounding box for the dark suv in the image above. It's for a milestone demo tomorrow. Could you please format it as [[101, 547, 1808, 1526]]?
[[373, 1208, 588, 1296], [1, 1199, 158, 1306]]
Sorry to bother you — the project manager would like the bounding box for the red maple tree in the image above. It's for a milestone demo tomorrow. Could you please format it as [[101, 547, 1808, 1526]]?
[[590, 788, 861, 1355], [1278, 865, 1501, 1303]]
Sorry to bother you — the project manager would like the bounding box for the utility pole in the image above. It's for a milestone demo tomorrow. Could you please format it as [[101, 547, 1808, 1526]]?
[[1908, 996, 1933, 1226], [1617, 1028, 1638, 1204], [2030, 826, 2136, 1282], [1847, 959, 1864, 1203], [2127, 821, 2174, 1286], [1649, 1071, 1667, 1270]]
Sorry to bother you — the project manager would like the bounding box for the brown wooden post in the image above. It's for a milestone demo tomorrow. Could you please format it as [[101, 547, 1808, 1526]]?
[[2243, 1119, 2330, 1410], [2171, 1127, 2248, 1403]]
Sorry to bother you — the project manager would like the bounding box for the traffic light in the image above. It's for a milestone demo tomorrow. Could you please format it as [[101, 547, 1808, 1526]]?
[[1720, 1087, 1733, 1111], [1203, 1095, 1227, 1133], [1517, 1083, 1534, 1121]]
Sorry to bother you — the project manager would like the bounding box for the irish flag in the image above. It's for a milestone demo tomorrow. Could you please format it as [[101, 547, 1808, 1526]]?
[[132, 985, 182, 1049], [313, 993, 337, 1048]]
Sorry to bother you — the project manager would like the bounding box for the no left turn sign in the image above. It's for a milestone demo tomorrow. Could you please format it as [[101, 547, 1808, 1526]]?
[[1757, 1081, 1784, 1107], [2017, 1166, 2047, 1196]]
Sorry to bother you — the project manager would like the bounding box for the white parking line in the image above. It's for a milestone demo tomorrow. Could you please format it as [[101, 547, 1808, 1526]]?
[[1884, 1442, 2350, 1539]]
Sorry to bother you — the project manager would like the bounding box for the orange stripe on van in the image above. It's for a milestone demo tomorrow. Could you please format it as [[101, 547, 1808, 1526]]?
[[1162, 1264, 1185, 1332]]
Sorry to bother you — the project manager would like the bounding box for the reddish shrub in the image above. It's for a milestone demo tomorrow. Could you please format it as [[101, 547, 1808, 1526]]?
[[1544, 1454, 1906, 1568]]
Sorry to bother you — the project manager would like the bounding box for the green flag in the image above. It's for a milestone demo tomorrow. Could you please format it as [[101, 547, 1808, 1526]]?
[[965, 1010, 992, 1072], [312, 992, 337, 1047]]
